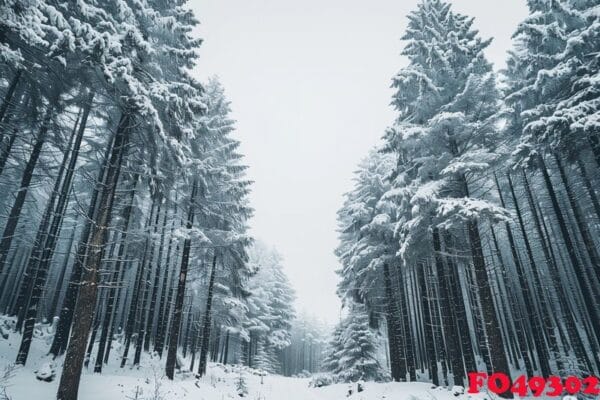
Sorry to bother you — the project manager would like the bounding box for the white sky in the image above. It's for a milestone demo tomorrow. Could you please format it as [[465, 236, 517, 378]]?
[[190, 0, 529, 323]]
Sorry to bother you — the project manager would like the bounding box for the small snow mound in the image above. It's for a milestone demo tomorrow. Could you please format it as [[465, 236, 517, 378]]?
[[309, 373, 334, 388], [35, 362, 56, 382], [451, 385, 464, 396]]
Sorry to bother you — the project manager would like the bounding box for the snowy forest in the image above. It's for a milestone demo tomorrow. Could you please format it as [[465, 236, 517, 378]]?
[[0, 0, 599, 399], [328, 0, 600, 395]]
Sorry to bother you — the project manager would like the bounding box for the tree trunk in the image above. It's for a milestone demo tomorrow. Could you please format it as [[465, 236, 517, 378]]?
[[442, 232, 478, 375], [33, 93, 94, 289], [538, 156, 600, 331], [133, 201, 162, 365], [222, 331, 230, 365], [154, 214, 176, 356], [587, 135, 600, 170], [521, 170, 596, 372], [49, 93, 100, 358], [554, 155, 600, 281], [198, 255, 217, 377], [188, 313, 199, 372], [165, 180, 197, 380], [0, 107, 52, 278], [576, 159, 600, 222], [95, 175, 138, 373], [416, 262, 438, 385], [432, 228, 465, 385], [121, 199, 157, 367], [506, 173, 555, 377], [14, 106, 82, 360], [466, 218, 512, 397], [182, 299, 194, 358], [0, 72, 26, 178], [490, 226, 534, 376], [396, 263, 415, 381], [84, 312, 101, 368], [56, 111, 132, 400], [47, 219, 78, 321], [383, 262, 402, 381], [143, 204, 169, 352]]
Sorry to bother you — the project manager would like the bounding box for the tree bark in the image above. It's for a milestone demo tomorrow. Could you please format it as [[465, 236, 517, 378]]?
[[133, 201, 162, 365], [521, 170, 596, 372], [395, 263, 415, 381], [154, 213, 176, 356], [56, 111, 132, 400], [165, 180, 197, 380], [554, 155, 600, 281], [198, 255, 217, 377], [506, 172, 555, 377], [14, 106, 81, 358], [490, 224, 534, 376], [576, 159, 600, 222], [466, 218, 512, 398], [94, 175, 138, 373], [47, 219, 78, 321], [538, 155, 600, 331], [49, 93, 104, 358], [0, 107, 52, 278], [383, 262, 402, 381], [143, 203, 169, 352], [416, 262, 438, 385], [432, 228, 465, 385], [120, 199, 157, 367]]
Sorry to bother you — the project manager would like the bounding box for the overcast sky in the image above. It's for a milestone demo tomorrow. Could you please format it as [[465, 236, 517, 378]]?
[[190, 0, 529, 323]]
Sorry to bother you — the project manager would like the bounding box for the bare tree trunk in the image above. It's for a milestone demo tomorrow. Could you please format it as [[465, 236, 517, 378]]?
[[466, 217, 512, 399], [143, 204, 169, 352], [432, 228, 465, 385], [521, 170, 597, 372], [154, 213, 176, 356], [416, 262, 438, 385], [133, 201, 162, 365], [56, 111, 132, 400], [554, 155, 600, 280], [182, 299, 193, 358], [121, 199, 157, 367], [165, 181, 197, 380], [443, 232, 478, 375], [0, 107, 52, 278], [397, 263, 416, 381], [576, 159, 600, 222], [488, 224, 534, 376], [506, 173, 554, 377], [95, 175, 138, 373], [47, 219, 78, 321], [383, 262, 402, 381], [48, 92, 99, 358], [198, 255, 217, 377], [14, 105, 82, 360], [538, 156, 600, 331]]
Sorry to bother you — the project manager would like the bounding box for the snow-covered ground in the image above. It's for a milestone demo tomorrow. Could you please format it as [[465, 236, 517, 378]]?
[[0, 320, 499, 400]]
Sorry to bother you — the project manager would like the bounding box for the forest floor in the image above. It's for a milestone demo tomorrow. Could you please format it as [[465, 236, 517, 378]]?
[[0, 322, 502, 400]]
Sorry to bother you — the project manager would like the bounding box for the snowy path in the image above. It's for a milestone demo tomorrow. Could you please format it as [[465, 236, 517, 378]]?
[[0, 330, 494, 400], [5, 365, 484, 400]]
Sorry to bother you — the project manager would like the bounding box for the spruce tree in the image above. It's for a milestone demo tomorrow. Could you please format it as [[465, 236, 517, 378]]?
[[336, 302, 387, 383]]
